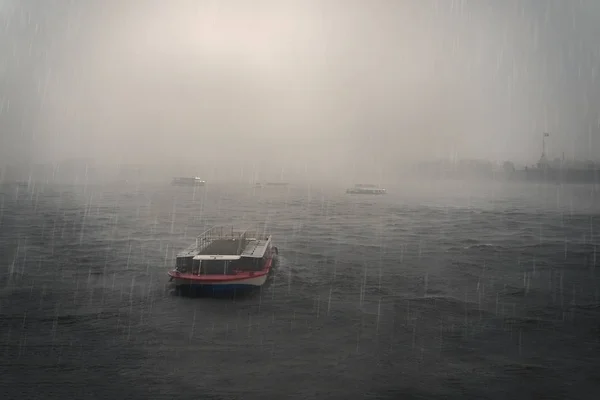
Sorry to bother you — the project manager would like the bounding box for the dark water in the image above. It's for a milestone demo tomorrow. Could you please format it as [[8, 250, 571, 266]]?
[[1, 180, 599, 399]]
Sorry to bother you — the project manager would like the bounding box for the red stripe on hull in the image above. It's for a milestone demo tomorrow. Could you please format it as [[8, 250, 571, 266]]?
[[168, 257, 273, 283]]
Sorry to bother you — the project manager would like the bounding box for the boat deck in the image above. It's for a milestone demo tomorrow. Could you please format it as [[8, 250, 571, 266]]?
[[199, 239, 245, 255], [241, 239, 270, 257], [176, 226, 272, 259]]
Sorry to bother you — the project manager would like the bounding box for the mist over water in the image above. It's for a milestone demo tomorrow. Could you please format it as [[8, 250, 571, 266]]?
[[2, 0, 600, 176]]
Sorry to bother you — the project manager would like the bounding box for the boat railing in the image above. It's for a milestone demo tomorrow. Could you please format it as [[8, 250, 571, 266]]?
[[193, 225, 269, 250]]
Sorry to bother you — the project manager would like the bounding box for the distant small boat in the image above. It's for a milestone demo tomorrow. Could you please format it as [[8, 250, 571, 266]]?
[[171, 177, 206, 186], [346, 184, 386, 195]]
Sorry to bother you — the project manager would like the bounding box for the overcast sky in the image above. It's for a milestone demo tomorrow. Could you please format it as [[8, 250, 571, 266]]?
[[1, 0, 599, 175]]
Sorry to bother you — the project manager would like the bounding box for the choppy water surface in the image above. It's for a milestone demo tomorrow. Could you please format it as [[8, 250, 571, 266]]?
[[1, 180, 599, 399]]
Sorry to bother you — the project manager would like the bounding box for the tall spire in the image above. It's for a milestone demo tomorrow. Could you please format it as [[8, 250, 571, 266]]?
[[539, 132, 550, 167]]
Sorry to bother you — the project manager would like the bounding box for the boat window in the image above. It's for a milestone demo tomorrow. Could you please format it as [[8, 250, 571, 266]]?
[[200, 260, 229, 275], [192, 259, 200, 274], [176, 256, 194, 273], [230, 258, 262, 271]]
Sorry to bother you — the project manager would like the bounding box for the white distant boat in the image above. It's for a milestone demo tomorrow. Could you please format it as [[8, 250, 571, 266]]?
[[346, 184, 387, 195], [171, 177, 206, 186]]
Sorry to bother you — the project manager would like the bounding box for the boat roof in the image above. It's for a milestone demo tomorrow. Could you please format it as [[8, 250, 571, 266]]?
[[176, 225, 272, 259], [240, 239, 271, 257], [193, 255, 241, 261]]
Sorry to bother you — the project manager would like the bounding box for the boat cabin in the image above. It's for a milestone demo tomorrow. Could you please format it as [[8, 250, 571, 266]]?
[[174, 226, 274, 275]]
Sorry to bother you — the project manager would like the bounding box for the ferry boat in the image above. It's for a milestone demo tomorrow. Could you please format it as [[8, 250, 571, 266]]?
[[168, 226, 278, 290], [346, 184, 387, 195], [171, 177, 206, 186]]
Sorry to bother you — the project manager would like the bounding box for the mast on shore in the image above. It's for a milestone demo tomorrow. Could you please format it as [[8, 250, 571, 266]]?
[[539, 132, 549, 167]]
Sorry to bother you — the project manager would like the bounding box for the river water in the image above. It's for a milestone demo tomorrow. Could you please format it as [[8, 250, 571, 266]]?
[[1, 180, 599, 399]]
